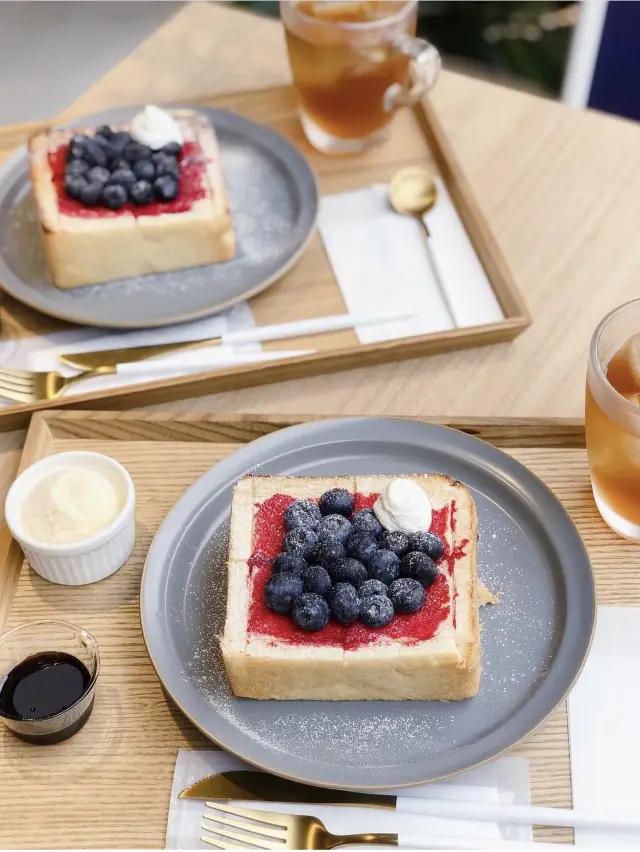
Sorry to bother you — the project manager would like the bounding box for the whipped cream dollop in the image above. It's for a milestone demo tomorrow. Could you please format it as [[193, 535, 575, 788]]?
[[130, 105, 183, 150], [373, 478, 432, 533], [21, 467, 123, 545]]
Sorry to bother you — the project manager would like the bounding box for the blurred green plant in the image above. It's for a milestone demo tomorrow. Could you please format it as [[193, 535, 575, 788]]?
[[236, 1, 577, 95]]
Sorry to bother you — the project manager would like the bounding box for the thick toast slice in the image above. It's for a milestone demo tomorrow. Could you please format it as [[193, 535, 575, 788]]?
[[221, 474, 480, 701], [28, 109, 235, 289]]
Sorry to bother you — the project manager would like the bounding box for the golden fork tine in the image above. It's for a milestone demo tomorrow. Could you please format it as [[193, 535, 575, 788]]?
[[204, 809, 285, 838], [0, 370, 35, 390], [0, 386, 35, 404], [201, 821, 275, 850], [0, 367, 35, 379]]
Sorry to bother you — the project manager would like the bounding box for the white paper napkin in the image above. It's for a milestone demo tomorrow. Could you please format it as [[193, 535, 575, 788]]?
[[568, 606, 640, 848], [318, 181, 504, 344], [166, 750, 531, 849]]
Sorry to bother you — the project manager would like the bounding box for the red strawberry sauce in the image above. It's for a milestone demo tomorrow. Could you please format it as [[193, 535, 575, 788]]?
[[246, 492, 469, 649], [47, 141, 208, 218]]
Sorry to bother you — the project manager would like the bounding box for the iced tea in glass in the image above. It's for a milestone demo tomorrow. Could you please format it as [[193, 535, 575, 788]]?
[[280, 1, 440, 155], [586, 299, 640, 539]]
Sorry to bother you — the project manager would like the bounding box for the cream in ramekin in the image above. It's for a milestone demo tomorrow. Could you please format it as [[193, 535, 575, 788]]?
[[5, 451, 135, 585]]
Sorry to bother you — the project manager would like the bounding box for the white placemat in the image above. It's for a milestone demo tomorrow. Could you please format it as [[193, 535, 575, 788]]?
[[569, 606, 640, 848]]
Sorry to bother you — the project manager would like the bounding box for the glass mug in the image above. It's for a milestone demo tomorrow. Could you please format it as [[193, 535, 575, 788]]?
[[280, 0, 440, 155], [586, 298, 640, 540]]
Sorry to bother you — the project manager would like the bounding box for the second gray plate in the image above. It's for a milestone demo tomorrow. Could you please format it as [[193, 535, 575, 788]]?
[[141, 418, 595, 788], [0, 106, 317, 328]]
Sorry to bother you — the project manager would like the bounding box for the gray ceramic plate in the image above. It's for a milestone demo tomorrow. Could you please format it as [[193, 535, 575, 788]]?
[[0, 106, 317, 328], [140, 418, 595, 789]]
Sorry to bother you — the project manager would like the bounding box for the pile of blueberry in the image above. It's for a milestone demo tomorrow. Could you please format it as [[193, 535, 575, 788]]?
[[63, 125, 182, 210], [263, 488, 446, 633]]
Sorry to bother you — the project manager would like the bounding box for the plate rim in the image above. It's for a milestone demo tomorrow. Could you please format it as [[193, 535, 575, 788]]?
[[139, 416, 597, 789], [0, 104, 318, 329]]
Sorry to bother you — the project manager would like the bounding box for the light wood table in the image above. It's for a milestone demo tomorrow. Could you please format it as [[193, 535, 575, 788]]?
[[0, 5, 633, 843]]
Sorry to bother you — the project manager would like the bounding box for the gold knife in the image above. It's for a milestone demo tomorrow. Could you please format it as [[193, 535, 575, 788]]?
[[180, 770, 637, 830], [179, 770, 395, 808]]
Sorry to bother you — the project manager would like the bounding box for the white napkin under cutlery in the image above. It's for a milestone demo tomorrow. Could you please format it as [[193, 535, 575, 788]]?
[[166, 750, 532, 849]]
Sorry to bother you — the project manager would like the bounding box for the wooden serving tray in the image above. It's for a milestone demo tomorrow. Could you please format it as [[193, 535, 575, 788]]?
[[0, 410, 632, 847], [0, 86, 529, 432]]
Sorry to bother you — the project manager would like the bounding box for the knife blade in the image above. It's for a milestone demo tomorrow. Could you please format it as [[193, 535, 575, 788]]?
[[179, 770, 396, 808]]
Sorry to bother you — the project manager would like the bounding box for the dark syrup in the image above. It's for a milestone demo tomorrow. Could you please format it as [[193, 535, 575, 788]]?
[[0, 651, 93, 744]]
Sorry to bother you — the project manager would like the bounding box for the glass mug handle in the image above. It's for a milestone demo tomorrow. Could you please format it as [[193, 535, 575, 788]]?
[[384, 35, 441, 112]]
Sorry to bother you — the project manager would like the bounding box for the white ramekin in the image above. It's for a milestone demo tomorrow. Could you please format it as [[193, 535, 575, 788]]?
[[5, 451, 135, 586]]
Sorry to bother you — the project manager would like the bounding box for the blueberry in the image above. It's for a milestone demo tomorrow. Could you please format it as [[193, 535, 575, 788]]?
[[86, 165, 110, 186], [293, 593, 330, 632], [379, 530, 410, 557], [329, 557, 367, 588], [81, 138, 108, 167], [151, 149, 175, 165], [79, 181, 103, 206], [283, 499, 322, 532], [359, 578, 388, 599], [153, 174, 179, 202], [318, 488, 354, 517], [315, 538, 345, 569], [409, 531, 445, 562], [264, 572, 303, 614], [284, 527, 319, 562], [161, 141, 182, 158], [154, 155, 180, 179], [111, 157, 131, 172], [129, 179, 153, 205], [65, 158, 89, 178], [359, 594, 394, 628], [124, 141, 153, 162], [64, 175, 86, 200], [351, 509, 382, 538], [92, 134, 111, 149], [95, 125, 114, 140], [329, 582, 360, 625], [400, 552, 438, 588], [317, 514, 352, 544], [66, 134, 88, 161], [388, 577, 425, 614], [70, 133, 89, 148], [367, 549, 401, 585], [302, 565, 332, 598], [109, 132, 132, 159], [110, 167, 137, 191], [272, 553, 307, 576], [346, 532, 378, 565], [133, 158, 156, 181], [66, 143, 85, 161], [101, 183, 128, 210]]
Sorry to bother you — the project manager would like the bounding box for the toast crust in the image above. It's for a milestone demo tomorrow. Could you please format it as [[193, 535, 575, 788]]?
[[222, 474, 480, 701], [28, 109, 235, 289]]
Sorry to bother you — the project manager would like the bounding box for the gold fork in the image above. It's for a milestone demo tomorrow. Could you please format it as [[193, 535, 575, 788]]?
[[201, 803, 561, 850], [0, 366, 116, 403]]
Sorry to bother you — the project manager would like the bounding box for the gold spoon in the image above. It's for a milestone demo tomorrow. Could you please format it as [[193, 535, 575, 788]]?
[[389, 165, 456, 327]]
